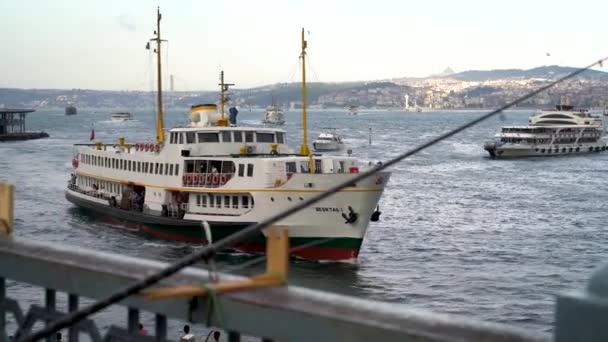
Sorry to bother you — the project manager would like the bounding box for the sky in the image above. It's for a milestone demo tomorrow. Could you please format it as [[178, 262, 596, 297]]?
[[1, 0, 607, 91]]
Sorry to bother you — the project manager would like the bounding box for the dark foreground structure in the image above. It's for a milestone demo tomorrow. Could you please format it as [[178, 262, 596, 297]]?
[[0, 108, 49, 142]]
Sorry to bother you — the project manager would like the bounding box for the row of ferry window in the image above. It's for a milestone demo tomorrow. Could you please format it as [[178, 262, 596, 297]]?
[[500, 138, 600, 144], [81, 154, 180, 176], [194, 194, 253, 209], [169, 131, 285, 144], [80, 176, 124, 195], [502, 127, 599, 133]]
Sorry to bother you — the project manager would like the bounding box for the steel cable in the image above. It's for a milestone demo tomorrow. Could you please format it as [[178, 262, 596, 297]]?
[[19, 57, 608, 342]]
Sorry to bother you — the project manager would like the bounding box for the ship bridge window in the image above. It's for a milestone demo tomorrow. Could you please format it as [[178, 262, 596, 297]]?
[[256, 132, 274, 143], [276, 132, 285, 144], [179, 133, 184, 144], [539, 120, 576, 125], [170, 132, 177, 144], [238, 163, 245, 177], [245, 131, 254, 143], [286, 162, 297, 174], [186, 132, 196, 144], [247, 164, 254, 177], [233, 131, 243, 142], [197, 132, 219, 143], [222, 131, 232, 142]]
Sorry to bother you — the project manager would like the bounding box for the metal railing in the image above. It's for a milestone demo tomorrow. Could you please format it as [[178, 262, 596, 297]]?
[[0, 237, 554, 342], [182, 173, 233, 188]]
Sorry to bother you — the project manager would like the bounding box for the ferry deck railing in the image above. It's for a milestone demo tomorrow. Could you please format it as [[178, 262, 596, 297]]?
[[182, 172, 233, 188]]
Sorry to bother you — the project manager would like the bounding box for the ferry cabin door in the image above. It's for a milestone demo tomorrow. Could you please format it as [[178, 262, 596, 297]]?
[[314, 159, 322, 173]]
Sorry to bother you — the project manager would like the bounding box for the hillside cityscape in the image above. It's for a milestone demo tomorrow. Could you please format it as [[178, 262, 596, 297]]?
[[2, 65, 608, 111]]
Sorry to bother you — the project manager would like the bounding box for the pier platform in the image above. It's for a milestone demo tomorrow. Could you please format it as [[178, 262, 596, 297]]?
[[0, 108, 49, 142]]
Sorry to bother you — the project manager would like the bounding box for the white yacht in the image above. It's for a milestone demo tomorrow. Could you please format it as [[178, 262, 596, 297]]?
[[64, 16, 390, 262], [484, 104, 608, 158], [262, 98, 285, 125], [111, 112, 132, 122], [313, 129, 344, 152]]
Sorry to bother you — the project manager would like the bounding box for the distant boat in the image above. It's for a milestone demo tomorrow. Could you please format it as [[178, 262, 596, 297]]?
[[348, 106, 358, 115], [111, 111, 132, 122], [262, 97, 285, 125], [313, 128, 344, 151], [65, 106, 77, 115], [483, 104, 607, 158]]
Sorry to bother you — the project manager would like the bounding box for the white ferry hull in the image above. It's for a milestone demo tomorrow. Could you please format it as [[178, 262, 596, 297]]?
[[66, 172, 390, 261], [484, 142, 608, 158], [313, 141, 342, 151]]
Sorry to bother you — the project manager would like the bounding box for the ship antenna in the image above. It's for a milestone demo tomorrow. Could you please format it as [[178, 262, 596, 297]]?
[[218, 71, 234, 127], [299, 27, 311, 156], [147, 7, 166, 143]]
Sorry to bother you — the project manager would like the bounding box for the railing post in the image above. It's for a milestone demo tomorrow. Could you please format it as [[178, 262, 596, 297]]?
[[555, 263, 608, 341], [127, 307, 139, 334], [227, 331, 240, 342], [155, 314, 167, 342], [45, 289, 56, 342], [68, 294, 79, 342], [0, 183, 14, 236], [1, 278, 5, 342]]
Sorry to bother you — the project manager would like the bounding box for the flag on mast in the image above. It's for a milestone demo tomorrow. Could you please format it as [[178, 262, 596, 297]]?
[[90, 126, 95, 141]]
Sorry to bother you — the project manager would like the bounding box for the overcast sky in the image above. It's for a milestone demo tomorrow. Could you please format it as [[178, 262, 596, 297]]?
[[1, 0, 607, 91]]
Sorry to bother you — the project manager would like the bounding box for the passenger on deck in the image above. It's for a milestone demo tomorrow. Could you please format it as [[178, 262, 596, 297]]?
[[211, 165, 219, 173], [132, 191, 143, 212]]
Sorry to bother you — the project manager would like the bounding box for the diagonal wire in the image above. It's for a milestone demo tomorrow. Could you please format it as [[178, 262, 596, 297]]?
[[20, 56, 608, 342]]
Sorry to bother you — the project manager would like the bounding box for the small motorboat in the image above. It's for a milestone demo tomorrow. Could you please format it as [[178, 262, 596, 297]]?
[[111, 112, 132, 122], [313, 128, 344, 151]]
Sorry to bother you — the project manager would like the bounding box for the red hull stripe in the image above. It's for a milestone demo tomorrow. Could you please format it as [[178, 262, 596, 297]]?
[[141, 227, 360, 261], [233, 243, 360, 261]]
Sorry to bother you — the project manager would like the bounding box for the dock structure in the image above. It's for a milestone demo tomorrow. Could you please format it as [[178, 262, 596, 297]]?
[[0, 108, 49, 142]]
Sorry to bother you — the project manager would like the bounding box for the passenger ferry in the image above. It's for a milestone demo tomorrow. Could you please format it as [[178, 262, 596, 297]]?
[[262, 99, 285, 125], [484, 104, 608, 158], [65, 13, 390, 261]]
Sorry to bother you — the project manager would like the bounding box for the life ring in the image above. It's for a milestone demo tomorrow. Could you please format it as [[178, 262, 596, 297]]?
[[193, 174, 201, 185], [206, 174, 213, 185], [155, 144, 161, 153], [220, 174, 228, 184], [186, 174, 193, 184], [182, 175, 187, 183], [72, 158, 79, 168], [212, 174, 219, 185], [144, 143, 150, 152]]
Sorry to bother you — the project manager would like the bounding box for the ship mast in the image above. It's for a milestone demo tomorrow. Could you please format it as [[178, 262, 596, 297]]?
[[299, 28, 310, 156], [147, 7, 166, 143], [218, 71, 234, 127]]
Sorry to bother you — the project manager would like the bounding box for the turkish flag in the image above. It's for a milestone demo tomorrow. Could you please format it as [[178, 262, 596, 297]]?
[[90, 128, 95, 141]]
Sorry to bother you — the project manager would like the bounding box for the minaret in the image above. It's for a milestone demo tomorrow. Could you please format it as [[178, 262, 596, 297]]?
[[404, 94, 409, 111]]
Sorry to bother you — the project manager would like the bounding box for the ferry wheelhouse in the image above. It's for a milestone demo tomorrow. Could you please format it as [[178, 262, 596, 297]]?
[[484, 105, 608, 158], [65, 15, 390, 261]]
